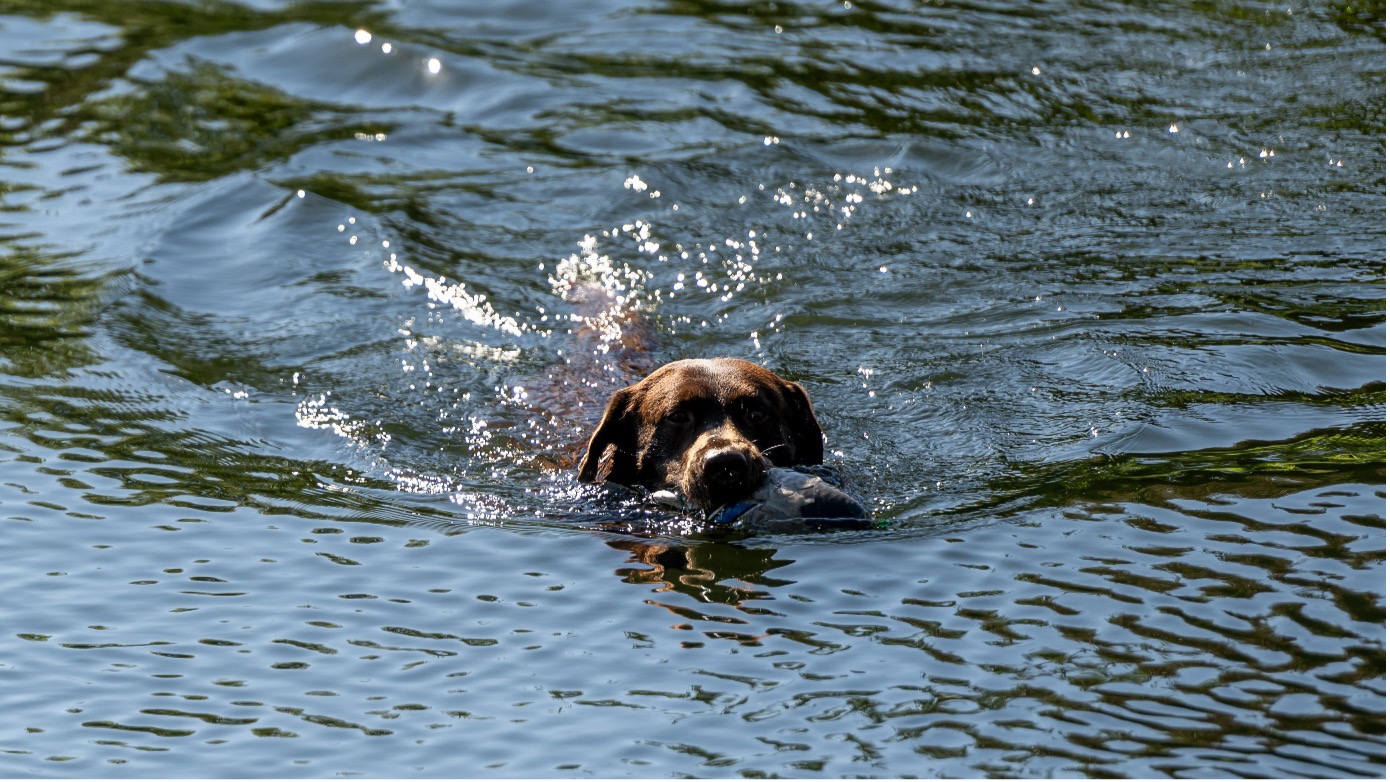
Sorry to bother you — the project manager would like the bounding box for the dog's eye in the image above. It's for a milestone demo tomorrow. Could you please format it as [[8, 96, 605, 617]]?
[[665, 410, 692, 426], [745, 408, 769, 424]]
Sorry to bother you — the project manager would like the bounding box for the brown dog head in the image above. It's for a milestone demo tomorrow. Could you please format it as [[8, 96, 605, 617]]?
[[578, 358, 824, 511]]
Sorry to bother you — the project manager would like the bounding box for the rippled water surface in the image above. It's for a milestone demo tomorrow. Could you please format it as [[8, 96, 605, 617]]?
[[0, 0, 1384, 777]]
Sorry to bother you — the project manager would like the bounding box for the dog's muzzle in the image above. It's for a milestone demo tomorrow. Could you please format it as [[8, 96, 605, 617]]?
[[682, 442, 768, 511]]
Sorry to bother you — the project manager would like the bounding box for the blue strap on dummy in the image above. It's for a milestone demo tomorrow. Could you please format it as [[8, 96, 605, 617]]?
[[709, 500, 758, 525]]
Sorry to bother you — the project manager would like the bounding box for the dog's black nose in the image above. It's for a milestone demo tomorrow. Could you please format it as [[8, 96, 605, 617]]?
[[703, 449, 751, 485], [687, 446, 768, 511]]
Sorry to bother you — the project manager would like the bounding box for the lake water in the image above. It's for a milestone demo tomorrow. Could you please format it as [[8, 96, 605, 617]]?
[[0, 0, 1384, 777]]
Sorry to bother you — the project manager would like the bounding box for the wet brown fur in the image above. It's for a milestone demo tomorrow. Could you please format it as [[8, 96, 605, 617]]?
[[577, 358, 823, 511]]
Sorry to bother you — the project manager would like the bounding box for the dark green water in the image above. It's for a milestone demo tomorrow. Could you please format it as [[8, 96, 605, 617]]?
[[0, 0, 1384, 777]]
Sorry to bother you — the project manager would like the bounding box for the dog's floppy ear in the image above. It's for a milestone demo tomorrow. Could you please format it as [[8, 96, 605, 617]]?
[[779, 380, 824, 465], [578, 386, 640, 484]]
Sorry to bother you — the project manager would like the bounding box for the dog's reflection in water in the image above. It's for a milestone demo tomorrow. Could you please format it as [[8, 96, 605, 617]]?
[[607, 538, 798, 645]]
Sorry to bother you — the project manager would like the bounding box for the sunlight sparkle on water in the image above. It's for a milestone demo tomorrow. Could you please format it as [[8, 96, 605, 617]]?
[[354, 29, 371, 44], [385, 252, 524, 337], [295, 392, 387, 446]]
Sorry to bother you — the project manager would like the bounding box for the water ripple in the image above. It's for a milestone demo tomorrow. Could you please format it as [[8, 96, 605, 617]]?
[[0, 0, 1381, 776]]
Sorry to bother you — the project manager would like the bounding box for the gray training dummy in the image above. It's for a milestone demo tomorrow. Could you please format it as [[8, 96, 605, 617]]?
[[654, 466, 871, 532]]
